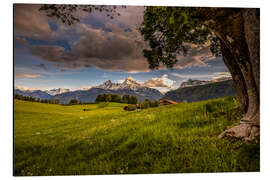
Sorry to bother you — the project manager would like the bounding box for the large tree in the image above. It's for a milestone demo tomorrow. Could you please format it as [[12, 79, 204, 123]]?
[[140, 7, 260, 142]]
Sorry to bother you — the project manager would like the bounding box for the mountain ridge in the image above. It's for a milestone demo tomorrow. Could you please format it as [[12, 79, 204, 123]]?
[[14, 77, 163, 103], [163, 80, 236, 102], [14, 78, 236, 104]]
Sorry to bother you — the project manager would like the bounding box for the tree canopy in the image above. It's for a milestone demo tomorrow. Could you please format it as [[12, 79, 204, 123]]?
[[39, 4, 125, 25], [139, 7, 221, 70]]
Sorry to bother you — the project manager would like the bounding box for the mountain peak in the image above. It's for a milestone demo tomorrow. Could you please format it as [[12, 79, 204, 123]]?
[[45, 88, 70, 95], [96, 80, 114, 89], [126, 76, 134, 81], [104, 80, 112, 85], [123, 76, 140, 86], [95, 77, 143, 90]]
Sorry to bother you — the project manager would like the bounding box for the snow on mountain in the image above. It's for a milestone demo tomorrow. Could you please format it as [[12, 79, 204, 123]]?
[[14, 77, 164, 103], [53, 77, 163, 103], [45, 88, 70, 96], [95, 76, 144, 91]]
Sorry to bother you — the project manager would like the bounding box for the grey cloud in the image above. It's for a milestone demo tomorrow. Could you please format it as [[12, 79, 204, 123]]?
[[14, 36, 28, 45], [174, 43, 215, 68], [16, 5, 217, 72], [14, 4, 53, 40], [30, 45, 77, 63], [113, 6, 145, 28], [35, 63, 47, 70], [29, 24, 216, 72], [29, 23, 149, 72]]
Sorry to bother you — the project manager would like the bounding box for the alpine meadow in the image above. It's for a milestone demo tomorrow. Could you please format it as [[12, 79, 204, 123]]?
[[14, 4, 260, 176]]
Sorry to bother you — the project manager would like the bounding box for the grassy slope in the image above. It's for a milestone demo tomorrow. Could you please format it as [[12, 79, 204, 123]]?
[[14, 97, 259, 176], [163, 80, 236, 102]]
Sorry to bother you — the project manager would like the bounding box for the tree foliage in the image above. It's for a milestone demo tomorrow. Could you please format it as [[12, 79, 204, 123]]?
[[111, 94, 122, 103], [96, 93, 138, 104], [39, 4, 125, 26], [140, 99, 158, 109], [122, 94, 130, 104], [69, 98, 79, 105], [139, 7, 221, 70], [14, 94, 60, 104]]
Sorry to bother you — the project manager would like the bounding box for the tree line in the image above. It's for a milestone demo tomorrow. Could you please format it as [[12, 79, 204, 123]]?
[[14, 94, 60, 104], [15, 94, 82, 105], [95, 94, 138, 104], [15, 93, 159, 108], [141, 99, 159, 109]]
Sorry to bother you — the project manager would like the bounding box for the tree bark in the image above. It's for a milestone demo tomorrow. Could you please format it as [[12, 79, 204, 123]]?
[[195, 8, 260, 142], [217, 9, 260, 142], [220, 41, 248, 112]]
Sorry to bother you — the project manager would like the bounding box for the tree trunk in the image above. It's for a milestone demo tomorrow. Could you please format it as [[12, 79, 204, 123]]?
[[196, 8, 260, 142], [220, 41, 248, 112], [217, 9, 260, 142]]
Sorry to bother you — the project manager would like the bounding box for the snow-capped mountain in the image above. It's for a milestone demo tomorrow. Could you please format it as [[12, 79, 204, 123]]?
[[95, 76, 143, 91], [52, 77, 163, 103], [45, 88, 70, 96], [14, 77, 163, 103]]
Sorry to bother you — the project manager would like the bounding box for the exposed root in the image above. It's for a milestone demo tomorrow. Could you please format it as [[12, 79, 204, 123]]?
[[218, 123, 260, 143]]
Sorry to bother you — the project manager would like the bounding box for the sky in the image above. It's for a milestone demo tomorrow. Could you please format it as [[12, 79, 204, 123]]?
[[14, 4, 230, 93]]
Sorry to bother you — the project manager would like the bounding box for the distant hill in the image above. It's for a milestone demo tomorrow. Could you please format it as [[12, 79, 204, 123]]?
[[14, 89, 52, 100], [163, 80, 236, 102]]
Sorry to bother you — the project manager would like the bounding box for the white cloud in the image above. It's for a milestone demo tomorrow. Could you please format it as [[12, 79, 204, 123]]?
[[171, 73, 213, 79], [213, 72, 231, 77], [171, 72, 231, 80], [144, 74, 173, 88], [211, 72, 232, 81], [15, 86, 38, 91]]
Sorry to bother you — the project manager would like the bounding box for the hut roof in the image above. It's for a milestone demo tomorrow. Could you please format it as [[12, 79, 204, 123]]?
[[159, 99, 178, 104]]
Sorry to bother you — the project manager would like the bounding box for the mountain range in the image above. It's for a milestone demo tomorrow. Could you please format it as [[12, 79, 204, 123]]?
[[14, 77, 236, 104], [14, 89, 53, 100], [45, 88, 70, 96], [14, 77, 163, 103]]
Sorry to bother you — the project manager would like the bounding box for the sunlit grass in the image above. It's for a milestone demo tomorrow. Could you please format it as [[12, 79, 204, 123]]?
[[14, 97, 259, 175]]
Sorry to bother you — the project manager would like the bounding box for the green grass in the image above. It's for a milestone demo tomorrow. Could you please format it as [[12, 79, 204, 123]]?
[[14, 97, 259, 176]]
